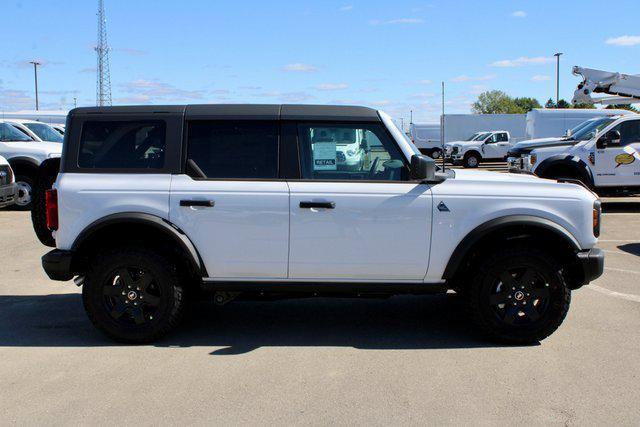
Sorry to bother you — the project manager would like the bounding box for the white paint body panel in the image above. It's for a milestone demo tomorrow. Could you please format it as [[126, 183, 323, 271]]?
[[54, 173, 171, 250], [426, 169, 598, 281], [169, 175, 290, 279], [288, 181, 432, 281]]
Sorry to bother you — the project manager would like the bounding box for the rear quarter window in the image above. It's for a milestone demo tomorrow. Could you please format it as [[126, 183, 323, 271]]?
[[78, 121, 166, 169]]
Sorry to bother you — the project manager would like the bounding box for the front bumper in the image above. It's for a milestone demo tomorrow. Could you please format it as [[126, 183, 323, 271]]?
[[575, 248, 604, 288], [507, 156, 532, 173], [0, 183, 17, 208], [42, 249, 75, 281]]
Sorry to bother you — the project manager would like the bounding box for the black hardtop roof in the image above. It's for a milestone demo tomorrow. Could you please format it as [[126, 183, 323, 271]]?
[[70, 104, 380, 122]]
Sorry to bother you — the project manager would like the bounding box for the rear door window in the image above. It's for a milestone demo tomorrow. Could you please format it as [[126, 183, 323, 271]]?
[[78, 121, 166, 169], [186, 121, 278, 179]]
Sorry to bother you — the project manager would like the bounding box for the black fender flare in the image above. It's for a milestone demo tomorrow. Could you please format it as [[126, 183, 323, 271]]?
[[442, 215, 581, 280], [535, 155, 594, 187], [7, 156, 41, 175], [72, 212, 207, 276]]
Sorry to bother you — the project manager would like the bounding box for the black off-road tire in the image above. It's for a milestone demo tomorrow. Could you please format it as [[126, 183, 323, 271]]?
[[463, 152, 481, 168], [464, 246, 571, 344], [82, 247, 186, 343]]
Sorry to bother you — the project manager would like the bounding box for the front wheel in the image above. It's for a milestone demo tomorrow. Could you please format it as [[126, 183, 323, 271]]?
[[430, 148, 442, 159], [13, 175, 34, 210], [464, 246, 570, 344], [82, 247, 186, 343]]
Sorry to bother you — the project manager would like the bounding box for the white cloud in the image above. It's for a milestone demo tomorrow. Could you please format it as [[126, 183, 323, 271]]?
[[339, 5, 353, 11], [119, 79, 203, 101], [409, 92, 436, 100], [451, 74, 496, 82], [531, 75, 551, 82], [511, 10, 527, 18], [260, 91, 314, 102], [490, 56, 553, 67], [370, 18, 424, 25], [605, 35, 640, 46], [418, 79, 432, 85], [282, 63, 318, 72], [315, 83, 348, 91], [469, 85, 488, 95]]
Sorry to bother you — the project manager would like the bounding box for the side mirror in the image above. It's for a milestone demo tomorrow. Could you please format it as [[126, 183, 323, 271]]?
[[411, 154, 437, 181], [597, 129, 621, 149]]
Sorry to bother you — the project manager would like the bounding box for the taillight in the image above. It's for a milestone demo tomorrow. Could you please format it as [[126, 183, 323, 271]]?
[[45, 189, 58, 231], [593, 200, 601, 238]]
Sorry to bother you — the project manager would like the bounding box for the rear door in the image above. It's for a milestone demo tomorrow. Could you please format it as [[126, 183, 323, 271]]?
[[287, 121, 432, 282], [594, 119, 640, 187], [169, 119, 290, 279]]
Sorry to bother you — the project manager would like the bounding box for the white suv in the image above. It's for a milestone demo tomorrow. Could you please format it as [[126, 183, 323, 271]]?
[[0, 155, 17, 208], [525, 115, 640, 193], [444, 131, 511, 168], [40, 104, 603, 344]]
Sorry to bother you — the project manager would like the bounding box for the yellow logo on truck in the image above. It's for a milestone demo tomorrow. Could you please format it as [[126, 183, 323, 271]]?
[[615, 153, 635, 168]]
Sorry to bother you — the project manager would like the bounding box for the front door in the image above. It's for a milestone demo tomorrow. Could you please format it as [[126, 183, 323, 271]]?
[[288, 122, 432, 282], [482, 132, 509, 160], [594, 119, 640, 187], [169, 120, 290, 279]]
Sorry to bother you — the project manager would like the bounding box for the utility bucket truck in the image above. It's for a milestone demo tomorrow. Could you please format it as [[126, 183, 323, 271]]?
[[572, 66, 640, 106]]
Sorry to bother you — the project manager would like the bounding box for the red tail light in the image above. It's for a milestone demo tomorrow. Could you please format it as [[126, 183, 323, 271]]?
[[45, 189, 58, 231]]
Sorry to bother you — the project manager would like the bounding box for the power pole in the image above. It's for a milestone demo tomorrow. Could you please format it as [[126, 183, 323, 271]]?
[[29, 61, 41, 110], [95, 0, 112, 106], [73, 97, 77, 108], [410, 109, 413, 124], [554, 52, 563, 105], [441, 81, 445, 170]]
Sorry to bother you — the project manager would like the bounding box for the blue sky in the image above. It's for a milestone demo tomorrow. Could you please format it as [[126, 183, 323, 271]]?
[[1, 0, 639, 124]]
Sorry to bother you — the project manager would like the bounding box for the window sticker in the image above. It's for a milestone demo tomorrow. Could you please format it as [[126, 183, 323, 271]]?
[[313, 141, 337, 170]]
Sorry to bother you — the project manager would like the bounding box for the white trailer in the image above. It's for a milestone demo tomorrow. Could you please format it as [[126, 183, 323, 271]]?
[[442, 114, 527, 143], [524, 108, 631, 140]]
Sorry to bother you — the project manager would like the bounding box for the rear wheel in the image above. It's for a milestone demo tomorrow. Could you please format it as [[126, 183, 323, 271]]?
[[82, 247, 185, 343], [464, 246, 570, 344], [463, 152, 480, 168], [430, 148, 442, 159]]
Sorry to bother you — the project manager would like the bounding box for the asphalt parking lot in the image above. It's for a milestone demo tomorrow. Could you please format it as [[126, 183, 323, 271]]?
[[1, 208, 639, 425]]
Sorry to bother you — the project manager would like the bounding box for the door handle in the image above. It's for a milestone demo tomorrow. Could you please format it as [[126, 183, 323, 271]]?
[[299, 201, 335, 209], [180, 200, 214, 207]]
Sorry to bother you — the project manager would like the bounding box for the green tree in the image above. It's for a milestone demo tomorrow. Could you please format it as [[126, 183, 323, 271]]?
[[472, 90, 524, 114], [556, 99, 571, 109], [513, 97, 542, 113], [606, 104, 639, 113], [545, 98, 556, 108]]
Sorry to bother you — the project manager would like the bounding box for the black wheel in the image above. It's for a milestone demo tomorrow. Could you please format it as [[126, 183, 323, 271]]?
[[13, 175, 34, 210], [82, 247, 185, 343], [31, 164, 58, 247], [463, 152, 480, 168], [465, 246, 570, 344], [430, 148, 442, 159]]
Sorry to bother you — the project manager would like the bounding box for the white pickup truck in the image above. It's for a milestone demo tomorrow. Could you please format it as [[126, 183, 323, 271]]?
[[40, 104, 603, 344], [518, 114, 640, 194], [444, 130, 511, 167], [0, 120, 62, 209]]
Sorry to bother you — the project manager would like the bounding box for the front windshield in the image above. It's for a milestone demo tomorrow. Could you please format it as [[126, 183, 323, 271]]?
[[571, 118, 616, 141], [465, 132, 480, 141], [23, 122, 63, 142], [0, 123, 33, 142], [473, 132, 491, 141]]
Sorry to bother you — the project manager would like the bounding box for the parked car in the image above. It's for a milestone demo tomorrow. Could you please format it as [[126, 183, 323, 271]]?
[[0, 120, 62, 210], [6, 119, 64, 144], [0, 155, 17, 209], [508, 116, 625, 173], [52, 124, 65, 135], [525, 114, 640, 193], [444, 130, 511, 167], [41, 104, 603, 344]]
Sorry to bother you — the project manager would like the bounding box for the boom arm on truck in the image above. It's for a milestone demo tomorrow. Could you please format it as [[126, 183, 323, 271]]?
[[572, 66, 640, 106]]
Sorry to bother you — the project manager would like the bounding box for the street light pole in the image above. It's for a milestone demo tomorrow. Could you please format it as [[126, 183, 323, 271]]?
[[29, 61, 41, 111], [554, 53, 563, 105]]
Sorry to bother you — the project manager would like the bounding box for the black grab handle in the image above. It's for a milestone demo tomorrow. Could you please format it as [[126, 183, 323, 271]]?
[[299, 201, 335, 209], [180, 200, 215, 207]]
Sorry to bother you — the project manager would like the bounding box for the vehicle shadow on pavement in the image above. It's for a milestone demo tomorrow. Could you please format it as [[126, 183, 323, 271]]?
[[0, 293, 529, 352], [617, 243, 640, 256]]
